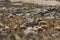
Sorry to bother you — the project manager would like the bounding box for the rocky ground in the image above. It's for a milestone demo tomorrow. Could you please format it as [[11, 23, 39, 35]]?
[[0, 2, 60, 40]]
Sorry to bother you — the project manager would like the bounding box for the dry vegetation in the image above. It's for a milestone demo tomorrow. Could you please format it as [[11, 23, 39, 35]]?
[[0, 2, 60, 40]]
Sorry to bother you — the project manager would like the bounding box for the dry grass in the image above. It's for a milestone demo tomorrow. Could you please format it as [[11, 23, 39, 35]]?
[[0, 2, 60, 40]]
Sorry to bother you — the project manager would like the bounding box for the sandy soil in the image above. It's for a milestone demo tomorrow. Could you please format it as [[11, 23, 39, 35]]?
[[11, 0, 60, 6]]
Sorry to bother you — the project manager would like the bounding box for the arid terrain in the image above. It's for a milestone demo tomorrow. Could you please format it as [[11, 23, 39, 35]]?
[[0, 0, 60, 40]]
